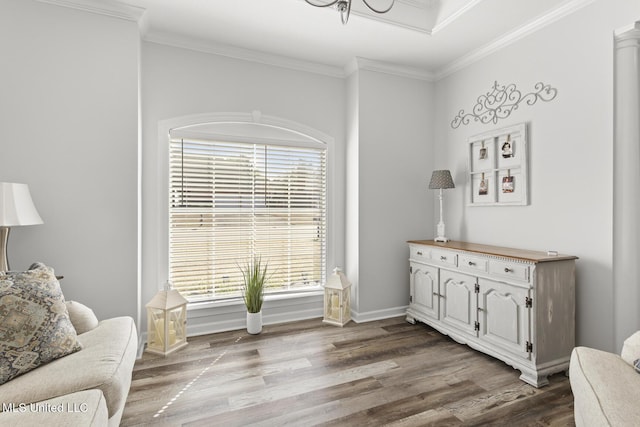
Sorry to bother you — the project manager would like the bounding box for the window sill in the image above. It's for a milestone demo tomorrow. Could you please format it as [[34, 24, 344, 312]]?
[[187, 288, 324, 312]]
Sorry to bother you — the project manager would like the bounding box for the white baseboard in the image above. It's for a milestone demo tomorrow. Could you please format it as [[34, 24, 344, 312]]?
[[187, 306, 324, 337], [136, 335, 146, 359], [351, 305, 409, 323], [136, 305, 408, 357]]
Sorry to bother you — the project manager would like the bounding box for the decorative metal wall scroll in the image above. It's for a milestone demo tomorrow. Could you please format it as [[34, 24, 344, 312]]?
[[451, 81, 558, 129]]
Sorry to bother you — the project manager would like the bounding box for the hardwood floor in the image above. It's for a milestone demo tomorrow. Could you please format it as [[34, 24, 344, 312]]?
[[122, 317, 574, 426]]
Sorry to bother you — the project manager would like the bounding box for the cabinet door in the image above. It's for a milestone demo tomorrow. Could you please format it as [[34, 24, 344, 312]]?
[[478, 278, 531, 359], [441, 270, 478, 337], [410, 263, 439, 320]]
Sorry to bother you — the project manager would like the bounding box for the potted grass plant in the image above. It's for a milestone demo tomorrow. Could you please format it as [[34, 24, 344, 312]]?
[[240, 256, 269, 334]]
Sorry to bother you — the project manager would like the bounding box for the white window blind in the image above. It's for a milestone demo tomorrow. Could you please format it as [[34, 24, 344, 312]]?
[[169, 137, 327, 302]]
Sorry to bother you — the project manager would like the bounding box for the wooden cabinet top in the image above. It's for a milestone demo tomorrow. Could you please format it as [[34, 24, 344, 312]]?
[[408, 240, 578, 264]]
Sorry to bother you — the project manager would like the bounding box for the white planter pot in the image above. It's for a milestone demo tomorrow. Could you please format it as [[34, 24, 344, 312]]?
[[246, 311, 262, 335]]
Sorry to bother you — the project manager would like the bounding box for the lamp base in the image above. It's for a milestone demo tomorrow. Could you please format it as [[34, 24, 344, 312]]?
[[434, 221, 449, 243], [0, 227, 9, 272]]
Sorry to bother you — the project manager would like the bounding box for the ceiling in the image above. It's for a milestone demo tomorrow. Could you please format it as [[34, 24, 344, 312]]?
[[54, 0, 590, 79]]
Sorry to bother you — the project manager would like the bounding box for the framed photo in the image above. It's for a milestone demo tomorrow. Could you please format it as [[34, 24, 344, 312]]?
[[469, 139, 494, 172], [502, 176, 514, 193], [470, 173, 496, 204], [468, 123, 528, 206], [501, 140, 513, 158], [479, 177, 489, 195], [497, 133, 521, 169]]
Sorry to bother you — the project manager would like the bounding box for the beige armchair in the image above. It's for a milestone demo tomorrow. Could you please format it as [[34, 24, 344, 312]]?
[[570, 331, 640, 426]]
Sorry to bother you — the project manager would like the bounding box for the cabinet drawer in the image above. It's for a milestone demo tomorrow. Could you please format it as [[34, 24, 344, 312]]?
[[459, 254, 488, 273], [489, 259, 530, 282], [409, 245, 430, 264], [431, 249, 457, 267]]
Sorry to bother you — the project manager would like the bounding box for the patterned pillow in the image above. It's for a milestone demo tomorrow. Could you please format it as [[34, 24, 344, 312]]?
[[634, 359, 640, 374], [0, 263, 82, 385]]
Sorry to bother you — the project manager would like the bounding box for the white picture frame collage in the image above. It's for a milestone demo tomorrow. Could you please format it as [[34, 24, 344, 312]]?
[[468, 122, 528, 206]]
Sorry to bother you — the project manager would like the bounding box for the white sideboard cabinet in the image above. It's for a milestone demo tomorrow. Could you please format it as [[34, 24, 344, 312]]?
[[407, 240, 577, 387]]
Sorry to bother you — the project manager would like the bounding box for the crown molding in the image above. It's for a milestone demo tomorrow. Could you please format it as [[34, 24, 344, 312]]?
[[330, 0, 432, 35], [345, 57, 435, 81], [398, 0, 429, 9], [435, 0, 596, 80], [145, 0, 590, 83], [143, 31, 345, 79], [36, 0, 145, 22], [430, 0, 483, 35], [144, 33, 434, 82], [338, 0, 482, 36], [349, 12, 432, 35], [36, 0, 595, 84], [614, 21, 640, 42]]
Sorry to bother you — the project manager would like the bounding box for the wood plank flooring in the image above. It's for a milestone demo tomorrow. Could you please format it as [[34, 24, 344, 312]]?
[[121, 317, 574, 426]]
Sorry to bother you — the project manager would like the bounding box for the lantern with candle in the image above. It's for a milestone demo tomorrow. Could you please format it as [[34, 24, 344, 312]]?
[[146, 281, 188, 356], [323, 267, 351, 327]]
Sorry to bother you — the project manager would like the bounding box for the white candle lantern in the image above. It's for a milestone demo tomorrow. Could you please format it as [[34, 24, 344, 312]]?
[[323, 267, 351, 327], [146, 281, 188, 356]]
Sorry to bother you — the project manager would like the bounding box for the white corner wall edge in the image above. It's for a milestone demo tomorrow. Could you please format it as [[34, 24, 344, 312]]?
[[613, 21, 640, 352]]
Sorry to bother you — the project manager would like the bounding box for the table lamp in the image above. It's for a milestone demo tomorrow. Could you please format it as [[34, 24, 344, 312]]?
[[428, 170, 455, 242], [0, 183, 43, 272]]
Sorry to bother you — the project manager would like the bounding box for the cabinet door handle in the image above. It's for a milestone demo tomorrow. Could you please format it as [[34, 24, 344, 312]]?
[[417, 251, 423, 256], [468, 261, 476, 266], [477, 307, 483, 312], [504, 267, 513, 273], [440, 256, 447, 261]]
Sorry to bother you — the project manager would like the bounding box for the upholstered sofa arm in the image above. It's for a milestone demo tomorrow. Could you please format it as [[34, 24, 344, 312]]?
[[570, 346, 640, 426], [621, 330, 640, 366], [0, 390, 108, 427], [0, 317, 138, 420], [65, 301, 99, 335]]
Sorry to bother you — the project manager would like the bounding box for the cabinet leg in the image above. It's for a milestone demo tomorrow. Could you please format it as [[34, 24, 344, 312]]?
[[406, 315, 416, 324], [519, 371, 549, 388]]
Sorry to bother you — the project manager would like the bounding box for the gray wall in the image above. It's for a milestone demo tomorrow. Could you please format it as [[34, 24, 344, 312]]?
[[4, 0, 639, 352], [347, 65, 434, 319], [433, 0, 640, 351], [0, 0, 139, 322]]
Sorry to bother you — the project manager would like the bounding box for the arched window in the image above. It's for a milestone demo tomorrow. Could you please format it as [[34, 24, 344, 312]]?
[[166, 113, 329, 302]]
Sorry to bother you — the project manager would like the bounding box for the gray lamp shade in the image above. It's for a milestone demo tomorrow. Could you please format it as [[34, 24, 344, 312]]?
[[428, 170, 455, 190]]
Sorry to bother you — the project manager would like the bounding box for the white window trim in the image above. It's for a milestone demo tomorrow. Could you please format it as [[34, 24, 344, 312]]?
[[157, 111, 336, 307], [187, 289, 325, 312]]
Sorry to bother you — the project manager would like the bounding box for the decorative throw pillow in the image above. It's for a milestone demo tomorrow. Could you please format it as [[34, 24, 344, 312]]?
[[634, 359, 640, 374], [0, 263, 82, 385]]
